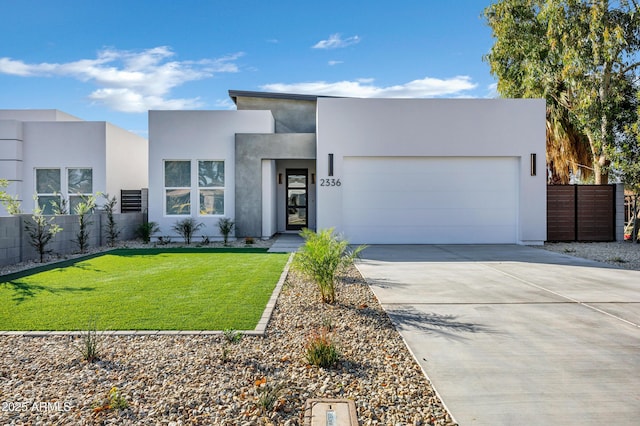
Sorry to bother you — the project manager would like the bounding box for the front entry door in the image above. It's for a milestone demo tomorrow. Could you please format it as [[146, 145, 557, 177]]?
[[286, 169, 308, 230]]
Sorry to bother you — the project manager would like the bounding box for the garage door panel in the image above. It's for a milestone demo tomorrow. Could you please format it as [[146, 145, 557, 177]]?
[[344, 190, 516, 211], [344, 207, 515, 228], [342, 157, 518, 244]]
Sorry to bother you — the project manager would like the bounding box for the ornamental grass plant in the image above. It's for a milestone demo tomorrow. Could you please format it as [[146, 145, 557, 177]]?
[[292, 228, 366, 304]]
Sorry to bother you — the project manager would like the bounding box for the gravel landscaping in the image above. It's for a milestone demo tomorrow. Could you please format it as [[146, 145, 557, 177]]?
[[541, 241, 640, 271], [1, 239, 637, 425], [0, 243, 456, 425]]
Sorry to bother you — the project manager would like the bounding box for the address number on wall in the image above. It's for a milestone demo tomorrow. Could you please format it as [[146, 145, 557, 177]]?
[[320, 178, 341, 187]]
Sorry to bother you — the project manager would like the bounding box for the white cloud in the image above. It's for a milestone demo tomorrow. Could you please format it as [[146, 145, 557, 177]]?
[[0, 47, 243, 112], [312, 33, 361, 49], [328, 60, 344, 66], [261, 76, 477, 98]]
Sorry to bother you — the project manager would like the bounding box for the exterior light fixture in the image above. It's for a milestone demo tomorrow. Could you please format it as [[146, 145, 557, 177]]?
[[530, 153, 537, 176], [328, 153, 334, 176], [278, 173, 283, 184]]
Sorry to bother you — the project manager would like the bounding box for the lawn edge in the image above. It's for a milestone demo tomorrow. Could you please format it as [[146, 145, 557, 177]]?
[[0, 251, 294, 336]]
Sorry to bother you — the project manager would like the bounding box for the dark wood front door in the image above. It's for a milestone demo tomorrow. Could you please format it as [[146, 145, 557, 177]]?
[[286, 169, 308, 230]]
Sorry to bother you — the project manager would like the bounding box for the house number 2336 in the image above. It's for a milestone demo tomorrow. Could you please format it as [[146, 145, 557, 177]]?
[[320, 178, 341, 187]]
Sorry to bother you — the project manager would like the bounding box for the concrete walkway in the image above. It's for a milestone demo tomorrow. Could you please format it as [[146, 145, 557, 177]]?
[[355, 245, 640, 426], [268, 233, 304, 253]]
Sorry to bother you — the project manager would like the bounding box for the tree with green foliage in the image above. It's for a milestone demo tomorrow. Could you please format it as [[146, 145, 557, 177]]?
[[484, 0, 640, 184], [24, 202, 62, 262], [0, 179, 22, 214], [172, 217, 204, 245], [102, 194, 120, 247], [73, 194, 97, 253], [293, 228, 366, 304]]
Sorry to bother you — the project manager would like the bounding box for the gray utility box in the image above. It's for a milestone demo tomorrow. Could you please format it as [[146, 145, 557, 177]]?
[[304, 399, 358, 426]]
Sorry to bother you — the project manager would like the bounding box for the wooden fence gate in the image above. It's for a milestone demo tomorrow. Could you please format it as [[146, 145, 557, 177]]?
[[547, 185, 616, 241]]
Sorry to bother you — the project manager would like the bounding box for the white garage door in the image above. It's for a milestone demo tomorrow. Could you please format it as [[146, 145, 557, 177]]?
[[342, 157, 519, 244]]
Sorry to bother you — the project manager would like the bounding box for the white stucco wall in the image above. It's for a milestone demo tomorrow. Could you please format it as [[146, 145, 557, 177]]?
[[21, 121, 108, 213], [148, 110, 275, 240], [1, 111, 148, 215], [316, 98, 547, 245], [105, 123, 148, 209]]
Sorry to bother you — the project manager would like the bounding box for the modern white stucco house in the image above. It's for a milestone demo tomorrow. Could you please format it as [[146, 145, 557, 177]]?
[[149, 91, 546, 245], [0, 109, 148, 215]]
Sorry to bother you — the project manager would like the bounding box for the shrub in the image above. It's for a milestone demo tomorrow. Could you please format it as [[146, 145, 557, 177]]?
[[293, 228, 366, 304], [92, 386, 128, 412], [73, 195, 97, 253], [256, 380, 286, 414], [136, 221, 159, 243], [102, 194, 120, 247], [75, 319, 101, 363], [24, 202, 62, 263], [305, 327, 340, 368], [172, 217, 204, 245], [245, 236, 255, 245], [217, 217, 235, 245], [0, 179, 21, 214]]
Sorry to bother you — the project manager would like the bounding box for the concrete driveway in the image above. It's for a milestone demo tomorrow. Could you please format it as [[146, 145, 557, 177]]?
[[355, 245, 640, 426]]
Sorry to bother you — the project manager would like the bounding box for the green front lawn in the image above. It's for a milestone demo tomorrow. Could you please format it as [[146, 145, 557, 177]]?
[[0, 248, 290, 331]]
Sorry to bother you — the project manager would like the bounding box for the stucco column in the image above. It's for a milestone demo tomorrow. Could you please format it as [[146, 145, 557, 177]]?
[[235, 133, 315, 237]]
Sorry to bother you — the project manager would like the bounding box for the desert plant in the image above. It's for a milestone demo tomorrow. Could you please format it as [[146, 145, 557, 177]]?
[[102, 194, 120, 247], [293, 228, 366, 304], [221, 328, 243, 362], [217, 217, 235, 245], [0, 179, 21, 214], [136, 221, 159, 243], [223, 328, 243, 344], [75, 319, 101, 363], [256, 380, 286, 414], [92, 386, 128, 412], [24, 202, 62, 263], [73, 194, 97, 253], [172, 217, 204, 245], [305, 327, 340, 368]]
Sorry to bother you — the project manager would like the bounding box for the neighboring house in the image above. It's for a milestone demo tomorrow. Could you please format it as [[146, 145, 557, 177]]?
[[149, 91, 546, 245], [0, 110, 148, 215]]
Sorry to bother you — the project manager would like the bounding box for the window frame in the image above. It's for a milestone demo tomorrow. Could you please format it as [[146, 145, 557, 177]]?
[[67, 167, 93, 214], [197, 160, 225, 216], [34, 168, 62, 215], [164, 160, 192, 216]]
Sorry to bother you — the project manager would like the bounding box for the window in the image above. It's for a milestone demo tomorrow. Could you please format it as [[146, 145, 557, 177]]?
[[35, 168, 61, 214], [165, 160, 191, 215], [198, 160, 224, 215], [68, 168, 93, 213]]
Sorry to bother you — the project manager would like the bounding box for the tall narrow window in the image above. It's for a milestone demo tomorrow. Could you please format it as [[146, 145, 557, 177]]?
[[198, 160, 225, 215], [68, 168, 93, 213], [35, 168, 61, 214], [165, 160, 191, 215]]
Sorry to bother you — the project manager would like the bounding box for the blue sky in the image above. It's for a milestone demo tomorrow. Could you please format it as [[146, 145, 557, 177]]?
[[0, 0, 497, 136]]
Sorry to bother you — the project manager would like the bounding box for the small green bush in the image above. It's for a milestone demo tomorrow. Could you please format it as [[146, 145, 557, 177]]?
[[293, 228, 366, 304], [305, 327, 340, 368], [73, 195, 97, 254], [102, 194, 120, 247], [172, 217, 204, 245], [217, 217, 235, 245], [75, 320, 101, 363], [24, 202, 62, 263], [256, 380, 286, 414], [136, 221, 159, 243]]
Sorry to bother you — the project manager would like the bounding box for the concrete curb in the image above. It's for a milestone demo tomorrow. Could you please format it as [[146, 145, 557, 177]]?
[[0, 252, 295, 337]]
